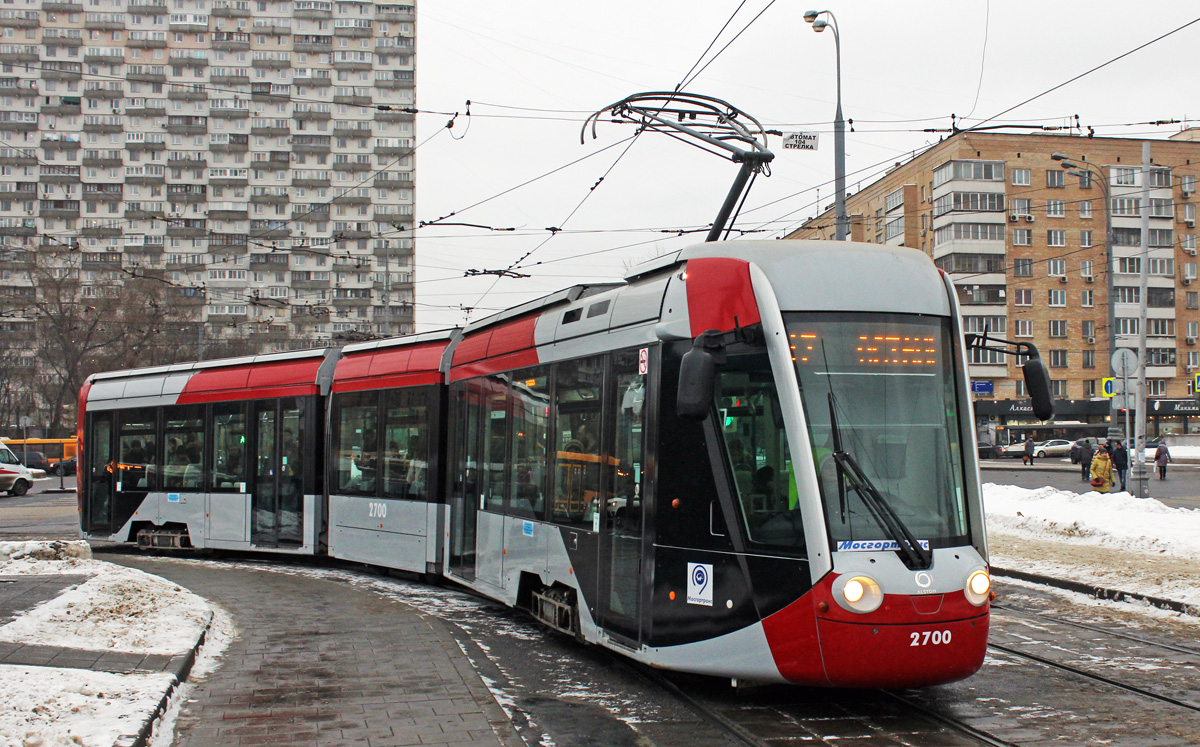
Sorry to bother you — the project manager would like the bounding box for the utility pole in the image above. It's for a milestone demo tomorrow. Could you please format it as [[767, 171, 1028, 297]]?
[[1134, 141, 1151, 498]]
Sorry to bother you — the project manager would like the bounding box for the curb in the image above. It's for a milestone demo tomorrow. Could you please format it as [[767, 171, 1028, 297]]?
[[112, 608, 215, 747], [991, 566, 1200, 618]]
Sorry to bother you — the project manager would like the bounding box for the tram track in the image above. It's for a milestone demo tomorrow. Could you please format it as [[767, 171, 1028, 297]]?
[[992, 601, 1200, 659], [987, 641, 1200, 713]]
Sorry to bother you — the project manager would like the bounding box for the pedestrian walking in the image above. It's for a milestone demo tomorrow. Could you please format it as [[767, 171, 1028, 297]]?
[[1090, 443, 1114, 493], [1154, 441, 1172, 480], [1110, 439, 1128, 492], [1023, 436, 1035, 466], [1078, 439, 1094, 482]]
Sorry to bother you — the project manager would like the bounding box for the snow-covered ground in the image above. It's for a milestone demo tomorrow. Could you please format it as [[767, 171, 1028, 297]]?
[[2, 480, 1198, 746], [0, 541, 216, 747]]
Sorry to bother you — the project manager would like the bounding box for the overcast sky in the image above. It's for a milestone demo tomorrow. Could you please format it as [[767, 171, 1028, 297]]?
[[409, 1, 1200, 332]]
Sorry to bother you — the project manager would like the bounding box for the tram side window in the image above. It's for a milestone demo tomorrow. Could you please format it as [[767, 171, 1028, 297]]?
[[211, 403, 247, 492], [715, 358, 804, 549], [482, 375, 509, 513], [334, 391, 379, 496], [162, 405, 205, 490], [117, 408, 157, 492], [553, 356, 604, 528], [609, 350, 646, 530], [382, 387, 432, 501], [508, 367, 550, 520]]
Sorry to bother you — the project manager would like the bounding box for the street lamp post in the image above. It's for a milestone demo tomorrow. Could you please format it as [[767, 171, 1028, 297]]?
[[1052, 153, 1120, 428], [804, 9, 847, 241]]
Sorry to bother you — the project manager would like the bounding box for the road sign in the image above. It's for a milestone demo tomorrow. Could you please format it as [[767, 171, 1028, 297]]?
[[1102, 377, 1118, 397], [1111, 348, 1138, 377], [971, 381, 993, 394], [782, 132, 820, 151]]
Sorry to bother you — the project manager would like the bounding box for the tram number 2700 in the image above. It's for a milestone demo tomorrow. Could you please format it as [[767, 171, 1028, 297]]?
[[910, 630, 952, 646], [368, 502, 387, 518]]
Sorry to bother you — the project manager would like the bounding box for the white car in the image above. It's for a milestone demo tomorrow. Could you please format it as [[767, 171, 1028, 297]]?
[[1035, 439, 1074, 458], [0, 443, 36, 496]]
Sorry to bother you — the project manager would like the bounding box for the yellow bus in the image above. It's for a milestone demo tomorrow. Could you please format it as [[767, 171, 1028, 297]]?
[[1, 438, 76, 466]]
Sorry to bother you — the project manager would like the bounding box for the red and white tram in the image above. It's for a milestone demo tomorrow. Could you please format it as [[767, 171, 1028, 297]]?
[[79, 239, 1052, 688]]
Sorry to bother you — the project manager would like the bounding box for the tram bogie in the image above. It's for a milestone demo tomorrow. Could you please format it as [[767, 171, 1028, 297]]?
[[79, 240, 1053, 689]]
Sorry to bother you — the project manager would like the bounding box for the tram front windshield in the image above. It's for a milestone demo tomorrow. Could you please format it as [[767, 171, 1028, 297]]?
[[786, 312, 970, 550]]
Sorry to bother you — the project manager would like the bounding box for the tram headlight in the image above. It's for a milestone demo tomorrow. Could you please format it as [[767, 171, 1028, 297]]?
[[835, 575, 883, 614], [964, 569, 991, 606]]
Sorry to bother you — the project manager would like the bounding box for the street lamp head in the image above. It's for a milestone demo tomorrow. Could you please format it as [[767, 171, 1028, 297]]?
[[804, 10, 821, 23], [1050, 153, 1070, 162], [1060, 160, 1080, 171], [811, 18, 829, 31]]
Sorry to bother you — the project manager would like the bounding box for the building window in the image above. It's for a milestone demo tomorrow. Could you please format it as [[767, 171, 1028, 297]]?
[[1188, 291, 1199, 310], [1083, 380, 1097, 398], [1082, 320, 1096, 339], [1048, 289, 1066, 307], [1046, 200, 1066, 218], [1048, 320, 1067, 337], [1115, 318, 1140, 336], [1147, 379, 1166, 397], [1080, 200, 1093, 218], [1047, 259, 1066, 276], [1012, 168, 1030, 186], [1149, 167, 1172, 188], [1048, 350, 1068, 367], [1114, 287, 1140, 304], [1011, 197, 1032, 217], [1013, 258, 1033, 277], [1047, 169, 1065, 188], [1081, 259, 1094, 279], [1114, 167, 1138, 186], [1015, 319, 1032, 337], [1014, 289, 1033, 306], [1183, 175, 1196, 194], [1081, 289, 1094, 307], [1015, 380, 1027, 397], [1077, 171, 1092, 189], [1047, 230, 1066, 247], [1051, 380, 1068, 397], [1082, 350, 1095, 369], [1080, 230, 1093, 247]]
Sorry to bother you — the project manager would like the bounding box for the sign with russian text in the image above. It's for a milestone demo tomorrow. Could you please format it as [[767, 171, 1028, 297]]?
[[782, 132, 820, 151]]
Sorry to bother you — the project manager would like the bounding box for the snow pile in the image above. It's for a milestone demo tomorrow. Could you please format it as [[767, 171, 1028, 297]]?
[[0, 667, 175, 747], [0, 559, 211, 655], [983, 483, 1200, 609], [0, 540, 92, 562]]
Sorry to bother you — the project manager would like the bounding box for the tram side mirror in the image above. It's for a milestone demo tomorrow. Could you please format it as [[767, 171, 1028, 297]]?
[[677, 346, 716, 420], [1021, 353, 1055, 421]]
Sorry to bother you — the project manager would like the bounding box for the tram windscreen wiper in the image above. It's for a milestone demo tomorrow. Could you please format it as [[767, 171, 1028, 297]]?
[[827, 392, 932, 570]]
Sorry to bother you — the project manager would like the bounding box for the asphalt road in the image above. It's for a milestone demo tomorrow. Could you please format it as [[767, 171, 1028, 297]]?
[[0, 476, 77, 540], [980, 457, 1200, 510]]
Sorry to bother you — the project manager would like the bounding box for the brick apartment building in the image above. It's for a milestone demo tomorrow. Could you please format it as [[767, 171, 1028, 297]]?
[[787, 130, 1200, 440], [0, 0, 418, 350]]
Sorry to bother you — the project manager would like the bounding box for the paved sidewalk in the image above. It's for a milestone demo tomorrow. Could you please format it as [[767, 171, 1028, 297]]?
[[110, 556, 522, 747]]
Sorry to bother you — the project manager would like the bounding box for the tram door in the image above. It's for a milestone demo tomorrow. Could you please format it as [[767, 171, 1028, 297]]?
[[597, 349, 650, 643], [250, 398, 304, 546], [83, 412, 114, 534], [448, 382, 481, 580]]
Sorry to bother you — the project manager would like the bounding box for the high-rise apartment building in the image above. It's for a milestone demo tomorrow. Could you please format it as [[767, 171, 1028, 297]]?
[[788, 131, 1200, 438], [0, 0, 417, 350]]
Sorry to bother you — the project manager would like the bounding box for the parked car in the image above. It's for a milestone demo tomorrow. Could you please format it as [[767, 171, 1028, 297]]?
[[998, 442, 1027, 458], [49, 456, 76, 476], [1035, 439, 1074, 458], [17, 450, 50, 472], [977, 441, 1000, 459], [0, 442, 36, 496]]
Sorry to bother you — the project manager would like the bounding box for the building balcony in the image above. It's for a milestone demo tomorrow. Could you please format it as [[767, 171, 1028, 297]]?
[[291, 177, 330, 188], [126, 38, 168, 49], [43, 2, 85, 12], [293, 43, 332, 54], [250, 125, 290, 137], [210, 107, 250, 120], [209, 73, 251, 85], [79, 226, 122, 238], [251, 58, 291, 70], [249, 193, 290, 204], [125, 140, 167, 152], [125, 175, 167, 185], [333, 26, 372, 38], [333, 95, 371, 107], [208, 209, 248, 221], [41, 137, 82, 150], [165, 191, 207, 203], [82, 122, 123, 134], [212, 4, 251, 17], [83, 88, 125, 100], [167, 89, 207, 102], [82, 157, 123, 168], [293, 109, 332, 121]]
